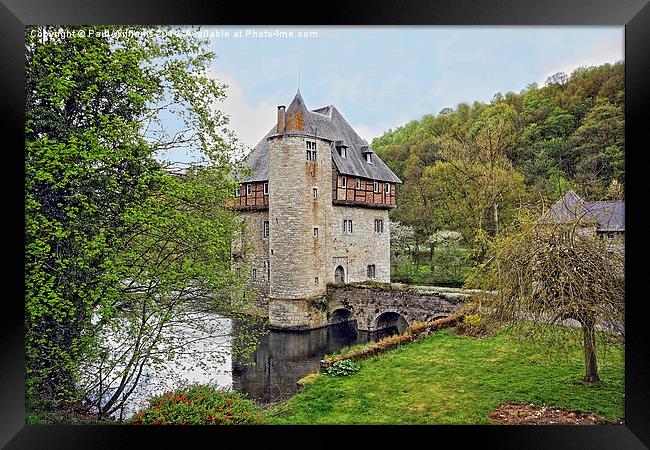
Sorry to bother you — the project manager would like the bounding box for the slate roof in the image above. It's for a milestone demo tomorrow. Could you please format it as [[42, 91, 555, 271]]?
[[240, 90, 402, 184], [585, 200, 625, 232], [540, 190, 625, 232]]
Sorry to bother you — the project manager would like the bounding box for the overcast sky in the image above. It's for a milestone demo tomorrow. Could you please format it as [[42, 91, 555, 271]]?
[[157, 26, 623, 164]]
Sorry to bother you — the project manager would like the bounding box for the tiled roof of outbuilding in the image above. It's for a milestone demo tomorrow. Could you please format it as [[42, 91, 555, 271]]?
[[539, 190, 625, 232]]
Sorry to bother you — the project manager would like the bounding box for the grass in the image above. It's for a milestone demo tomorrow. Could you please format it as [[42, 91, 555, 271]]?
[[264, 326, 624, 424]]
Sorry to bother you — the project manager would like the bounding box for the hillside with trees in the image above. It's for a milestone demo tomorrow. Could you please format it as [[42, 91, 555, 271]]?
[[372, 62, 624, 285]]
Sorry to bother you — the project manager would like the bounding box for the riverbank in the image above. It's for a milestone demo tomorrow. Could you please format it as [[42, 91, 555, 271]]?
[[264, 326, 624, 424]]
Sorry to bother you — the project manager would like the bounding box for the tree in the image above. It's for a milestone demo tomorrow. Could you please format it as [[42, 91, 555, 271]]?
[[25, 25, 254, 418], [468, 209, 624, 383], [545, 72, 569, 86], [442, 103, 520, 239], [390, 221, 416, 263], [568, 100, 625, 197]]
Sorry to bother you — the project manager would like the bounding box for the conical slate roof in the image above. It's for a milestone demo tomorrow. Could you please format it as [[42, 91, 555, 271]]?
[[240, 90, 402, 184]]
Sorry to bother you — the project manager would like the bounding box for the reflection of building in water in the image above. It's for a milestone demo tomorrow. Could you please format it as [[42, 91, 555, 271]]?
[[232, 321, 397, 403]]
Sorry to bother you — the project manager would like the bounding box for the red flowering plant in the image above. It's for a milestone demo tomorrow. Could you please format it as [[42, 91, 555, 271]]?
[[130, 385, 263, 425]]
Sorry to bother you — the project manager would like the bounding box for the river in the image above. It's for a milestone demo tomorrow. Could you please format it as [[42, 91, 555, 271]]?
[[98, 313, 402, 420]]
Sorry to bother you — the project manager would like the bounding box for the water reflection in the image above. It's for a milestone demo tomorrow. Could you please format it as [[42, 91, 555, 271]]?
[[233, 320, 399, 404], [97, 314, 400, 418]]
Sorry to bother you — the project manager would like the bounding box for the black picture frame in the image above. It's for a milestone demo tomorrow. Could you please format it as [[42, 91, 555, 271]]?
[[2, 0, 648, 447]]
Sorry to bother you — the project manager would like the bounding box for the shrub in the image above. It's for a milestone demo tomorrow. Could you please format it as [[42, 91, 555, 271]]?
[[297, 373, 321, 386], [130, 385, 263, 425], [325, 359, 361, 377], [463, 314, 481, 326]]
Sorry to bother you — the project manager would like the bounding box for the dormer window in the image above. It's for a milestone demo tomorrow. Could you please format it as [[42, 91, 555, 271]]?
[[366, 153, 373, 163], [335, 140, 348, 158]]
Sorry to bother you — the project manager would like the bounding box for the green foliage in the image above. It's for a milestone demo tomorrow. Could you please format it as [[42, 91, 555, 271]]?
[[375, 62, 624, 270], [463, 314, 481, 326], [25, 25, 250, 419], [391, 240, 472, 287], [130, 385, 263, 425], [325, 359, 361, 377]]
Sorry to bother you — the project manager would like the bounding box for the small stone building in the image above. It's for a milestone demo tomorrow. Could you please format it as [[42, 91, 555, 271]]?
[[231, 90, 402, 329], [540, 190, 625, 254]]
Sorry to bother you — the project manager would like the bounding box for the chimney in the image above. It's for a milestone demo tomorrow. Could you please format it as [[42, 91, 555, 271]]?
[[277, 105, 286, 133]]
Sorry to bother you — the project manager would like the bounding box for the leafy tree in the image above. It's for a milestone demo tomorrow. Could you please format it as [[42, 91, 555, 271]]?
[[390, 221, 416, 264], [372, 61, 624, 273], [568, 100, 624, 196], [25, 25, 254, 418], [467, 209, 624, 383], [441, 102, 522, 239]]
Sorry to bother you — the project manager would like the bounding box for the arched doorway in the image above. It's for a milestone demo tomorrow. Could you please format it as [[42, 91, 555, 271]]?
[[334, 265, 345, 283]]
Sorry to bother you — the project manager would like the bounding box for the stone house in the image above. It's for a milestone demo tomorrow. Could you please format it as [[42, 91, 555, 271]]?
[[539, 190, 625, 254], [231, 90, 402, 329]]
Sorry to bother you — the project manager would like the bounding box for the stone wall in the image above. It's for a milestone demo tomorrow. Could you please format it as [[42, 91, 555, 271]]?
[[268, 298, 328, 330], [329, 206, 390, 284], [267, 134, 332, 301], [233, 209, 269, 310]]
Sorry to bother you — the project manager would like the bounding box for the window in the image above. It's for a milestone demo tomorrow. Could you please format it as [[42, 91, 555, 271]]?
[[252, 268, 257, 280], [315, 277, 319, 284], [235, 187, 240, 197], [263, 221, 269, 238], [374, 181, 379, 193], [341, 176, 347, 189], [306, 140, 316, 162], [264, 260, 270, 280], [374, 219, 384, 234], [342, 219, 353, 234], [356, 178, 361, 189], [312, 187, 318, 199], [384, 183, 390, 193], [339, 147, 347, 158], [264, 182, 269, 195], [246, 184, 252, 196], [366, 153, 373, 163], [313, 227, 319, 237], [367, 264, 376, 279]]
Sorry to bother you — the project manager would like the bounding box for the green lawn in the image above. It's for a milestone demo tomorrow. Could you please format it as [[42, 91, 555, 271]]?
[[265, 327, 624, 424]]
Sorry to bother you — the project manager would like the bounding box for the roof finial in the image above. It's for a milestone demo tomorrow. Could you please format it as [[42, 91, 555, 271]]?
[[297, 64, 301, 91]]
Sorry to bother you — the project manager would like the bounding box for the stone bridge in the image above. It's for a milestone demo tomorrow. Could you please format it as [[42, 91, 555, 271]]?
[[268, 283, 466, 331]]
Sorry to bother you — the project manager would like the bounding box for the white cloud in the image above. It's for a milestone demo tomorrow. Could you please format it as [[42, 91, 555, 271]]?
[[352, 123, 387, 144], [539, 36, 624, 84], [207, 70, 279, 156]]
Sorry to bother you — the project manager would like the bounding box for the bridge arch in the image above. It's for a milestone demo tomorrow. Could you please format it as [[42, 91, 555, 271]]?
[[330, 307, 355, 325], [373, 310, 409, 333]]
